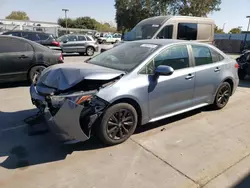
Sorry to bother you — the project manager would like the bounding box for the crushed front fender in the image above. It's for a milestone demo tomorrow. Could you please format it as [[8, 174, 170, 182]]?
[[44, 97, 108, 143]]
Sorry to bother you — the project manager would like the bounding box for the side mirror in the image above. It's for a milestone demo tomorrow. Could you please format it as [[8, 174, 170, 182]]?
[[155, 65, 174, 76], [63, 40, 68, 43]]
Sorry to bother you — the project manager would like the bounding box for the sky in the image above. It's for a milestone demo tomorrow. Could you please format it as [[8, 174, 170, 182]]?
[[0, 0, 249, 32]]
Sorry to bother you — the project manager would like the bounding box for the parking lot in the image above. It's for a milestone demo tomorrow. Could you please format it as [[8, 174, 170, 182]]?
[[1, 52, 250, 188]]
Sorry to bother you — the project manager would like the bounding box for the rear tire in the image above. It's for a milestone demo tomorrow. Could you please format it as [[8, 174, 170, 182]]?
[[28, 65, 46, 84], [238, 69, 246, 80], [86, 47, 95, 56], [97, 103, 138, 146], [212, 82, 231, 110]]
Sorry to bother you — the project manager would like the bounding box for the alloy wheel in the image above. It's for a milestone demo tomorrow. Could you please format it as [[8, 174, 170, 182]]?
[[86, 47, 94, 56], [106, 109, 135, 141], [216, 84, 231, 107], [30, 66, 45, 84]]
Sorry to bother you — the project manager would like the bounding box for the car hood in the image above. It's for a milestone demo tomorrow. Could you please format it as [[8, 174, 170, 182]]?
[[37, 62, 125, 91]]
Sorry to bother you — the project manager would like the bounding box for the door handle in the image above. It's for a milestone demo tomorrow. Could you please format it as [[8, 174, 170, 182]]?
[[19, 55, 28, 59], [214, 67, 221, 72], [185, 74, 194, 80]]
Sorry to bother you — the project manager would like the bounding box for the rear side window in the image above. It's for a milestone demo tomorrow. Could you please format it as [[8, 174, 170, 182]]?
[[157, 25, 173, 39], [210, 48, 224, 63], [22, 32, 40, 41], [86, 36, 93, 41], [37, 33, 49, 40], [3, 32, 21, 37], [177, 23, 197, 40], [78, 36, 86, 41], [192, 45, 213, 66], [0, 38, 33, 53]]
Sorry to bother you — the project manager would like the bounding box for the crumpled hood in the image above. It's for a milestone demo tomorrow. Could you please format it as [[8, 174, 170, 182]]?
[[37, 62, 124, 91]]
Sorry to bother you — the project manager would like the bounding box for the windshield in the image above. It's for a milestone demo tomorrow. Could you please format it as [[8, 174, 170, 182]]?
[[88, 42, 161, 72], [124, 16, 170, 41]]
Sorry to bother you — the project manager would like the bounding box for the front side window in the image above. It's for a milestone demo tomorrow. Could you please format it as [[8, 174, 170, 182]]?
[[177, 23, 197, 40], [192, 45, 213, 66], [67, 35, 77, 42], [141, 45, 190, 74], [157, 25, 173, 39], [0, 38, 33, 53]]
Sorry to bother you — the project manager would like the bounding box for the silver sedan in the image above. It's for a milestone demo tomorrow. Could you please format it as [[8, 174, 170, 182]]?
[[30, 39, 239, 145]]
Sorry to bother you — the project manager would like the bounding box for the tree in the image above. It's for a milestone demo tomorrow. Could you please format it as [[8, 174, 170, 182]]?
[[5, 11, 29, 20], [115, 0, 222, 31], [214, 25, 225, 34], [229, 27, 241, 34], [57, 17, 117, 32], [115, 0, 158, 32], [166, 0, 222, 17]]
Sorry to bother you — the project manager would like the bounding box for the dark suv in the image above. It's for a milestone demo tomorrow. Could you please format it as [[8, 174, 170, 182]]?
[[2, 30, 62, 52]]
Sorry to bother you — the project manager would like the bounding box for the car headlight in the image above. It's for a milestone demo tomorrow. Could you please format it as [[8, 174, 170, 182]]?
[[50, 92, 94, 108]]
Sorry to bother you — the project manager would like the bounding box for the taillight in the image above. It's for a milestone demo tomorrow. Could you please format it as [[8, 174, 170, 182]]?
[[52, 41, 60, 47], [234, 63, 239, 69], [59, 53, 64, 62]]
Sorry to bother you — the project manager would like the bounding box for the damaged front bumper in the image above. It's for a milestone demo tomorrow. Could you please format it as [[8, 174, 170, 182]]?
[[30, 84, 108, 144]]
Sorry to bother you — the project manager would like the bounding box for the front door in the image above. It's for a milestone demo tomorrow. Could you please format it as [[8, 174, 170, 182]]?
[[146, 44, 195, 120], [0, 37, 34, 82], [61, 35, 78, 53], [190, 44, 224, 105]]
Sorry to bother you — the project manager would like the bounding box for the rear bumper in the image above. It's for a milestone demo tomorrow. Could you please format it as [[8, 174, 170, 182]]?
[[48, 46, 63, 52]]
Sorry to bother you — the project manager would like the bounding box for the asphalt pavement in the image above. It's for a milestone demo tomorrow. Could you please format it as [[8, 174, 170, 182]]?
[[1, 51, 250, 188]]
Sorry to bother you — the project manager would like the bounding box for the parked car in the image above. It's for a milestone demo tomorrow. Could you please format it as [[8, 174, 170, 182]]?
[[0, 35, 64, 84], [101, 15, 215, 52], [237, 50, 250, 80], [2, 30, 62, 52], [97, 34, 121, 44], [56, 34, 99, 56], [30, 39, 239, 145]]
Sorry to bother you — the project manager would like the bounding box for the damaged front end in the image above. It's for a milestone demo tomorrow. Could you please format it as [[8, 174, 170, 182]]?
[[30, 62, 124, 143], [31, 84, 109, 143]]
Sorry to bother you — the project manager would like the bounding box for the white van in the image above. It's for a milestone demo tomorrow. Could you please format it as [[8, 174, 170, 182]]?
[[101, 16, 215, 52], [124, 15, 215, 43]]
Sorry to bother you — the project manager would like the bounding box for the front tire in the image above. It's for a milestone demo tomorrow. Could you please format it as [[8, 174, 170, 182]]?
[[28, 65, 46, 84], [212, 82, 232, 109], [97, 103, 138, 146]]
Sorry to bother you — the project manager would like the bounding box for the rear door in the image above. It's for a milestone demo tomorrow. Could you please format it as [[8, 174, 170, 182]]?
[[77, 35, 87, 53], [190, 44, 225, 105], [0, 37, 34, 82]]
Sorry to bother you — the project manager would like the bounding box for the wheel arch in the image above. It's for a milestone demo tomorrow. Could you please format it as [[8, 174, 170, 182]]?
[[109, 97, 142, 126], [222, 77, 234, 95], [27, 63, 48, 80]]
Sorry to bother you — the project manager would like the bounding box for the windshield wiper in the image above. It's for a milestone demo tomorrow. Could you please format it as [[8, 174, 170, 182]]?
[[85, 57, 92, 63]]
